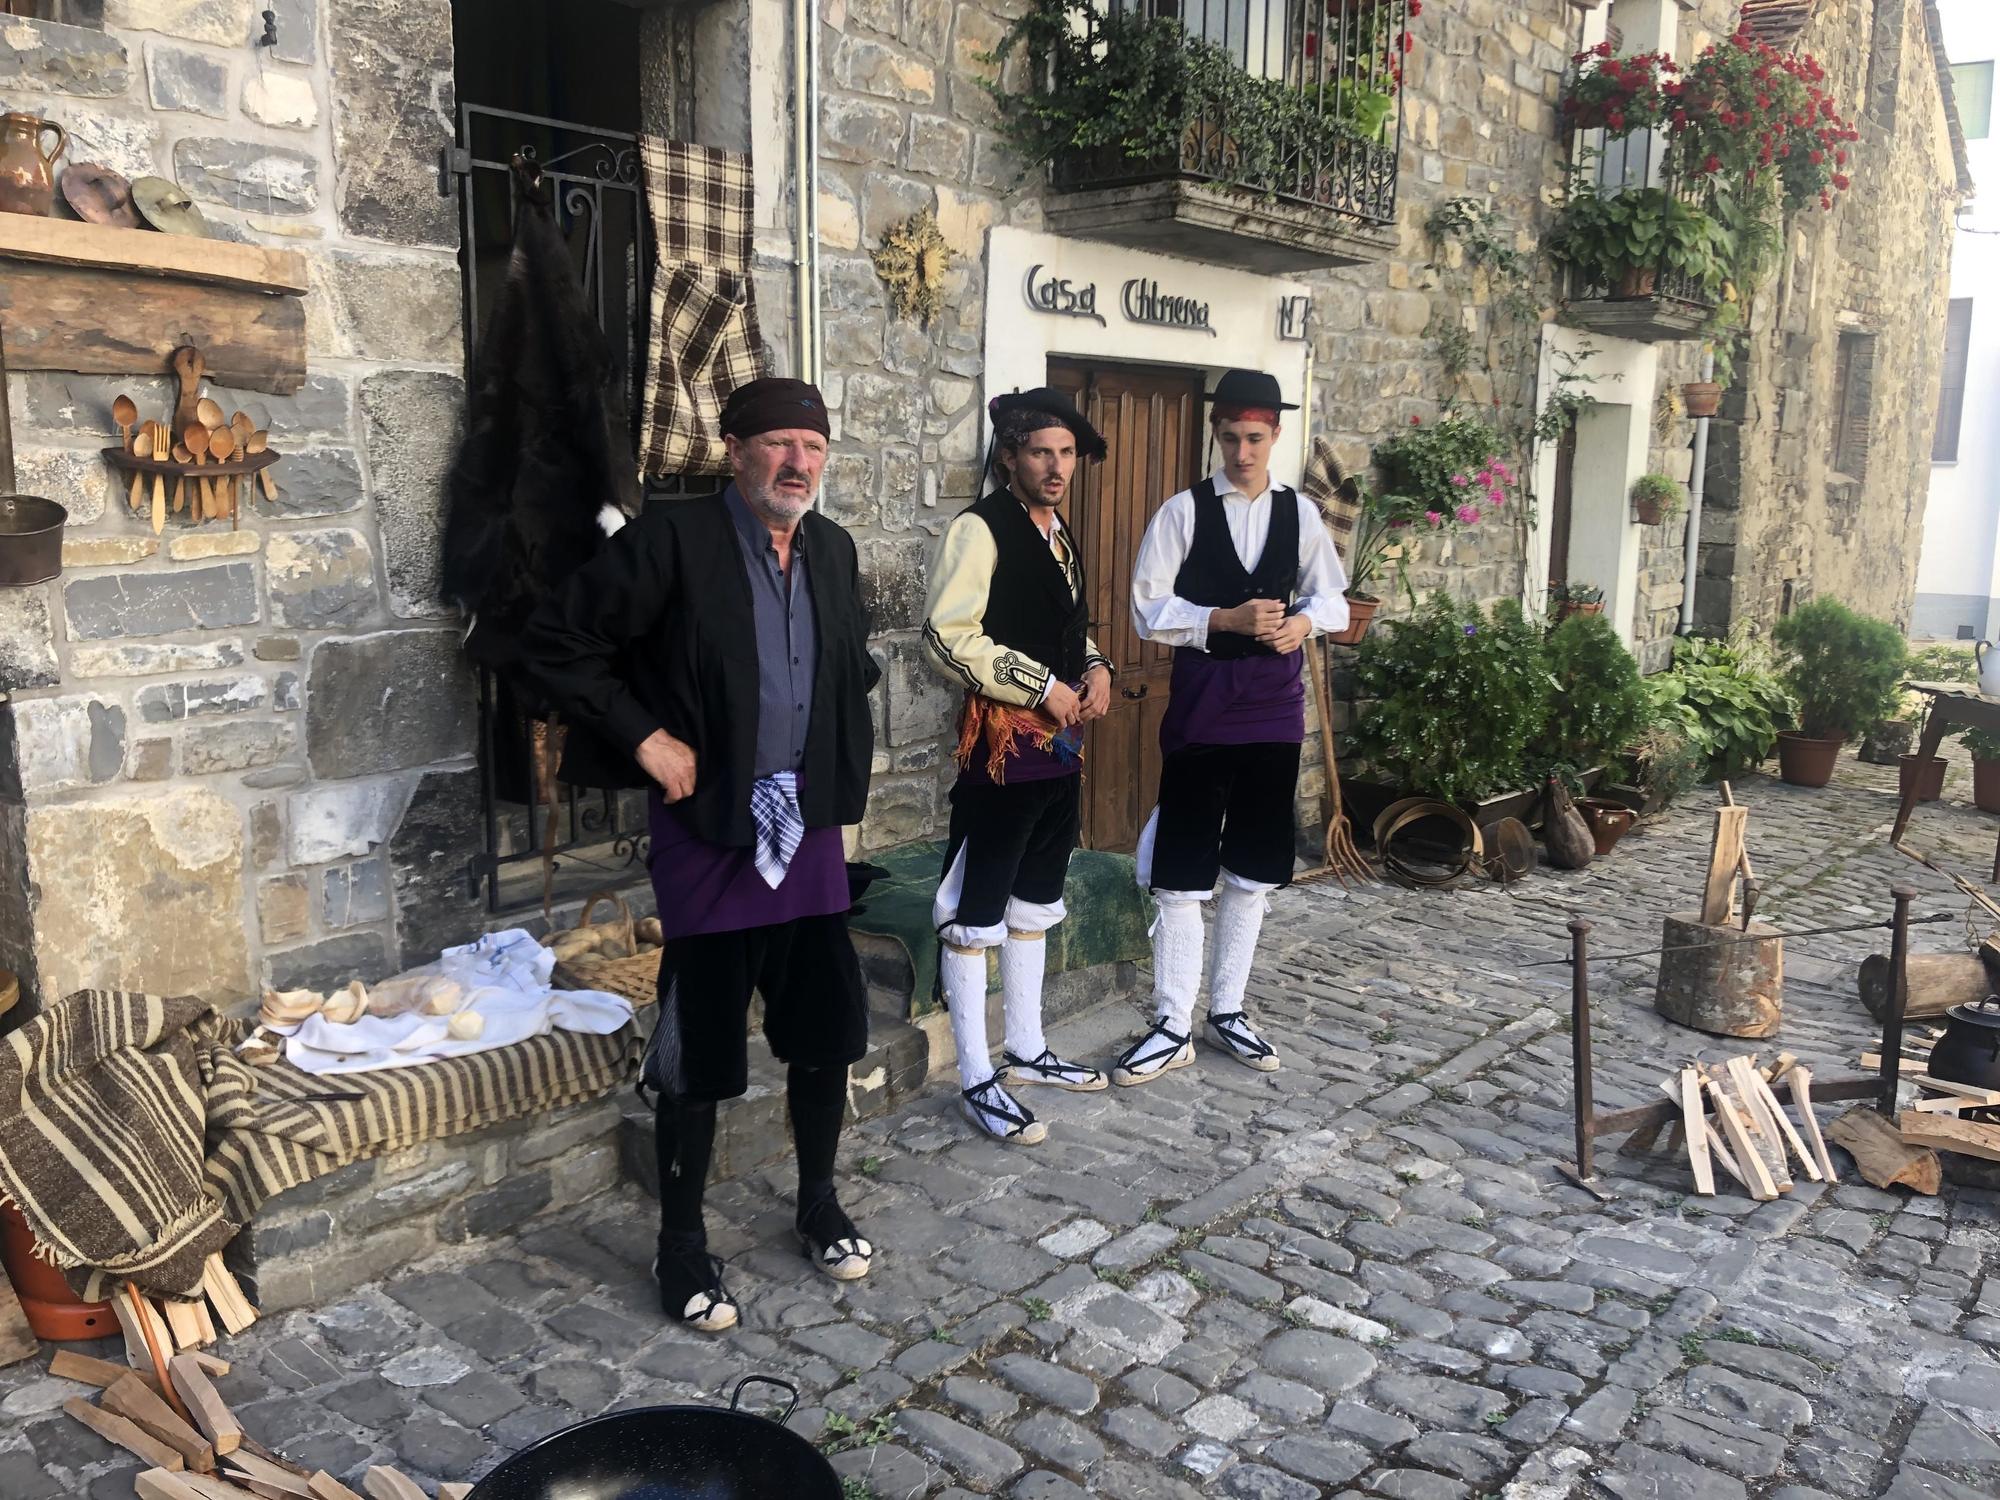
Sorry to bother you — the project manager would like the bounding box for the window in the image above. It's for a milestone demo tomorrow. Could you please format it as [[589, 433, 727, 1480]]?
[[1935, 298, 1973, 463], [1953, 60, 1994, 140], [1831, 330, 1878, 481]]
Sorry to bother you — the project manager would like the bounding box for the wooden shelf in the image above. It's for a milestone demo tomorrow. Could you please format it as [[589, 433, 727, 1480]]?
[[0, 215, 307, 295]]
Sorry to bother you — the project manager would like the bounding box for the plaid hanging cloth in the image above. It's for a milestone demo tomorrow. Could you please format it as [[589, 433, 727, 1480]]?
[[637, 138, 767, 477], [1302, 434, 1364, 567]]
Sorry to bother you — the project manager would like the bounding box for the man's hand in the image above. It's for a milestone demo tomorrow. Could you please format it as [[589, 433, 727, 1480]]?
[[1041, 679, 1083, 728], [635, 729, 698, 802], [1262, 614, 1311, 655], [1212, 599, 1287, 638], [1079, 665, 1113, 723]]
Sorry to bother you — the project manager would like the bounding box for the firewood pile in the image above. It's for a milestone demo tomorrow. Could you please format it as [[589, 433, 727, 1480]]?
[[53, 1260, 469, 1500], [1631, 1051, 1837, 1200]]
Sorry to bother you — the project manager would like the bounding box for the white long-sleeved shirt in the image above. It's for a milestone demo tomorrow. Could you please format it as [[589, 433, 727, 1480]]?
[[1130, 470, 1350, 651]]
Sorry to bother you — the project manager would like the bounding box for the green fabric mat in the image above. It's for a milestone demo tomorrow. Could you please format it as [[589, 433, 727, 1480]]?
[[850, 839, 1154, 1017]]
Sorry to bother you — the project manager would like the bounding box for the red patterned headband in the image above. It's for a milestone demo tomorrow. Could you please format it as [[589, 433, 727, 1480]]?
[[1212, 404, 1280, 426]]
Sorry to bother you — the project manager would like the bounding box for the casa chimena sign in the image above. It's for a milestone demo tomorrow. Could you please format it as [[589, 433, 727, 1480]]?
[[1023, 263, 1105, 326], [1121, 277, 1216, 337]]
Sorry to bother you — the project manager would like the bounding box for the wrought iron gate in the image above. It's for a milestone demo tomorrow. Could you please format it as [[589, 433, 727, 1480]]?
[[442, 104, 713, 914]]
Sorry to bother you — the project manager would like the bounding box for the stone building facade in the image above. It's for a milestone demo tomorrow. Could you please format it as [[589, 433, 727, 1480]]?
[[0, 0, 1963, 1020]]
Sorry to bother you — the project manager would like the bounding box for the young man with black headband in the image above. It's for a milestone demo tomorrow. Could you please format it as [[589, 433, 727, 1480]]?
[[922, 389, 1116, 1143], [1112, 368, 1349, 1085], [522, 376, 880, 1333]]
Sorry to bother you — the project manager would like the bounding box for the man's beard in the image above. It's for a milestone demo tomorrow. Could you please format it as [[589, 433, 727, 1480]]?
[[745, 470, 817, 522]]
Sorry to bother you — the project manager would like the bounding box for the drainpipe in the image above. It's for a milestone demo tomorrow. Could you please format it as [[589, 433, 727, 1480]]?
[[792, 0, 820, 382], [1679, 349, 1714, 634]]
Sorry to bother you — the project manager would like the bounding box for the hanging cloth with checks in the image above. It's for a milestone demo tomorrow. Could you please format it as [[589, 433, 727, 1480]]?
[[637, 138, 767, 477]]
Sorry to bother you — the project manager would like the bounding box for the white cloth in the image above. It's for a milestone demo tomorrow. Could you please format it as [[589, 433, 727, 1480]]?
[[1207, 882, 1268, 1016], [1130, 469, 1351, 651], [932, 841, 1066, 950], [1000, 934, 1047, 1061], [275, 929, 634, 1075], [941, 943, 995, 1091]]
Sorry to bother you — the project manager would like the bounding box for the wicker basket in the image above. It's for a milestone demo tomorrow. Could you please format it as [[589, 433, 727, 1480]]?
[[549, 891, 660, 1007]]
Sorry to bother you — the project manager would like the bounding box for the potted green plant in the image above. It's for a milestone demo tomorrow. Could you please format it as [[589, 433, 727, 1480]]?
[[1968, 727, 2000, 814], [1630, 472, 1684, 526], [1769, 599, 1907, 787], [1548, 581, 1604, 622], [1681, 377, 1723, 418], [1549, 185, 1728, 301]]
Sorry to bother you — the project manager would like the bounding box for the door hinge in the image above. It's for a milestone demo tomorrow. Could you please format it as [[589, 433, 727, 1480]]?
[[438, 145, 472, 196]]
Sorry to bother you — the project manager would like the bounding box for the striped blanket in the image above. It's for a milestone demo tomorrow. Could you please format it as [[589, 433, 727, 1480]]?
[[0, 990, 641, 1301]]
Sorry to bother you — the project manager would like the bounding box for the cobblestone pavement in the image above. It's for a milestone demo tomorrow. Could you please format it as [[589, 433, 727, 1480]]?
[[7, 756, 2000, 1500]]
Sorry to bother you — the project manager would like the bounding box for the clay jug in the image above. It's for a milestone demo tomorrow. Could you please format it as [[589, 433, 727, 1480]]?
[[0, 113, 67, 217]]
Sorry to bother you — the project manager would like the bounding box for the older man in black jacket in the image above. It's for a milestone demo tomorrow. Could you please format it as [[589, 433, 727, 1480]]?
[[522, 377, 879, 1334]]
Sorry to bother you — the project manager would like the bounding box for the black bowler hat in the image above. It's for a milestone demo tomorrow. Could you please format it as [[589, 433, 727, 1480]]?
[[988, 386, 1108, 461], [1203, 368, 1299, 412]]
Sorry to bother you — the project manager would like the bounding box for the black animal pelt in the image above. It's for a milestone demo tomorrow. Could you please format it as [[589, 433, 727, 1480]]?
[[440, 158, 641, 684]]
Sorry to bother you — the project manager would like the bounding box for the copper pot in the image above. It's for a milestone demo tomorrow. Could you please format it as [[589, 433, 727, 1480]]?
[[0, 112, 68, 217]]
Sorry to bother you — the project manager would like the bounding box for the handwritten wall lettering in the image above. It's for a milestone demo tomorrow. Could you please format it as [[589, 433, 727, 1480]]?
[[1277, 294, 1310, 342], [1121, 277, 1217, 337]]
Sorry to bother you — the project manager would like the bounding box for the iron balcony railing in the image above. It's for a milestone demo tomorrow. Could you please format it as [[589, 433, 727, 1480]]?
[[1050, 0, 1406, 225], [1557, 116, 1719, 310]]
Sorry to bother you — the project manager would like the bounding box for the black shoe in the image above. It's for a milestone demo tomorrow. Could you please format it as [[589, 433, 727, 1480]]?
[[797, 1195, 873, 1282], [653, 1244, 738, 1332]]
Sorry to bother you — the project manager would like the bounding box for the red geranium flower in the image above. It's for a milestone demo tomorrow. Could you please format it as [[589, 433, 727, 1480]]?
[[1703, 154, 1721, 173], [1409, 0, 1422, 13], [1833, 172, 1849, 189]]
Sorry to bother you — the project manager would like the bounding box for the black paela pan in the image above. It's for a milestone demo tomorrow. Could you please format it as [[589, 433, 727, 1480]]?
[[467, 1377, 841, 1500]]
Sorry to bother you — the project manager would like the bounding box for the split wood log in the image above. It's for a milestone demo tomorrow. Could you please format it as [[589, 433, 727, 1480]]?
[[1858, 951, 1991, 1022], [238, 1437, 310, 1478], [63, 1396, 186, 1471], [134, 1471, 210, 1500], [1654, 913, 1783, 1038], [1678, 1068, 1715, 1195], [0, 1270, 36, 1367], [169, 1354, 242, 1456], [186, 1350, 229, 1378], [1735, 1057, 1822, 1182], [1718, 1059, 1791, 1191], [165, 1474, 251, 1500], [52, 1348, 167, 1395], [1759, 1051, 1798, 1086], [1899, 1109, 2000, 1162], [306, 1475, 366, 1500], [1700, 806, 1749, 925], [363, 1468, 428, 1500], [223, 1452, 315, 1498], [1789, 1067, 1839, 1183], [438, 1487, 474, 1500], [102, 1374, 214, 1472], [1907, 1075, 2000, 1105], [1826, 1105, 1943, 1194], [202, 1255, 257, 1335], [113, 1290, 182, 1407], [1705, 1078, 1778, 1199], [161, 1299, 206, 1352]]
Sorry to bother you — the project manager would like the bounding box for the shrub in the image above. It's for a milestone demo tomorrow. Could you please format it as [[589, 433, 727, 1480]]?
[[1354, 593, 1554, 804], [1651, 632, 1795, 778], [1771, 599, 1906, 742], [1542, 613, 1650, 771]]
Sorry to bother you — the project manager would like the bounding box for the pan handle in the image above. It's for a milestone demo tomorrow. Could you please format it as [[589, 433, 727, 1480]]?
[[729, 1374, 800, 1422]]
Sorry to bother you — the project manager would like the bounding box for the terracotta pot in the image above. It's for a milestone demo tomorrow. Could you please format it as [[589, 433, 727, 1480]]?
[[1976, 757, 2000, 814], [1776, 730, 1845, 788], [1898, 754, 1948, 804], [0, 1201, 115, 1341], [1329, 594, 1379, 646], [1682, 380, 1723, 418], [1614, 264, 1659, 298], [1555, 601, 1604, 623], [1633, 496, 1668, 526], [1577, 797, 1636, 855]]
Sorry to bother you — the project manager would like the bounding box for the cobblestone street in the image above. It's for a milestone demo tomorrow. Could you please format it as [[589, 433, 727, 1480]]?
[[7, 756, 2000, 1500]]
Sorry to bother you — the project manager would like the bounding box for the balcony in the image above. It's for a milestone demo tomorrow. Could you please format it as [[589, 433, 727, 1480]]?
[[1036, 0, 1406, 273], [1552, 126, 1718, 344]]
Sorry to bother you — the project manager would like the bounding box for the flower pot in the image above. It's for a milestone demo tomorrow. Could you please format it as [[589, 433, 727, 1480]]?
[[1614, 265, 1659, 298], [1976, 757, 2000, 814], [1577, 797, 1636, 855], [1633, 496, 1668, 525], [1555, 601, 1604, 623], [0, 1201, 115, 1341], [1859, 719, 1917, 765], [1681, 381, 1723, 418], [1329, 594, 1379, 646], [1898, 753, 1948, 804], [1776, 730, 1846, 788]]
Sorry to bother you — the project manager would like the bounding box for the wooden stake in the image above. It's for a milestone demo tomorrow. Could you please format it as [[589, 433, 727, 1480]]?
[[1826, 1104, 1942, 1194], [1907, 1075, 2000, 1105], [1738, 1059, 1822, 1182], [1789, 1066, 1838, 1184], [1679, 1067, 1715, 1195], [168, 1354, 242, 1456], [133, 1471, 210, 1500], [186, 1349, 228, 1378], [160, 1298, 206, 1352], [1700, 806, 1749, 925], [307, 1475, 366, 1500], [201, 1255, 257, 1335], [52, 1348, 167, 1396], [63, 1396, 186, 1471], [362, 1468, 428, 1500], [1721, 1060, 1791, 1192], [222, 1452, 315, 1498], [1899, 1109, 2000, 1162], [102, 1374, 214, 1472], [1706, 1078, 1778, 1199]]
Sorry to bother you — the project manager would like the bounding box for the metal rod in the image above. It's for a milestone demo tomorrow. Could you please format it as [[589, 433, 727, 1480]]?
[[1880, 885, 1916, 1116], [1522, 911, 1955, 966], [0, 316, 15, 494], [1570, 916, 1595, 1180], [1680, 346, 1714, 634]]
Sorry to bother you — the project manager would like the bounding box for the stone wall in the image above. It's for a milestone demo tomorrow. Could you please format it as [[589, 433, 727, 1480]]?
[[0, 0, 477, 1017], [1694, 0, 1962, 635]]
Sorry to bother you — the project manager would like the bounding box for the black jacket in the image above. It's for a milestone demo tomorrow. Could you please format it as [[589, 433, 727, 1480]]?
[[518, 493, 880, 847], [963, 489, 1091, 685]]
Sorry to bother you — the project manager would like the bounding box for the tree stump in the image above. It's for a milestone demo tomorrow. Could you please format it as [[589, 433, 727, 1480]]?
[[1857, 951, 1990, 1022], [1654, 911, 1783, 1038]]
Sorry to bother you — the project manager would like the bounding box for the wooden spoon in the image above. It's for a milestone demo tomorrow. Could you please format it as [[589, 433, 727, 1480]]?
[[230, 411, 253, 447], [127, 420, 148, 509], [112, 393, 136, 454], [184, 424, 210, 518], [196, 397, 224, 431], [207, 425, 237, 525], [246, 430, 279, 502], [171, 444, 191, 513]]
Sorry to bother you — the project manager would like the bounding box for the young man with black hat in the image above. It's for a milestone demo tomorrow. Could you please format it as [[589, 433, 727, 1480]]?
[[1111, 368, 1349, 1086], [521, 376, 880, 1333], [922, 388, 1116, 1143]]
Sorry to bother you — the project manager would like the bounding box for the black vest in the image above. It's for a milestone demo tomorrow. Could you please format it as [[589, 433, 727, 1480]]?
[[1171, 477, 1300, 660], [964, 489, 1089, 687]]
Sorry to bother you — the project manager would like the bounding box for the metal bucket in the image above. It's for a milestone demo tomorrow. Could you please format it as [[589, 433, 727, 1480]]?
[[0, 495, 66, 586], [466, 1377, 841, 1500]]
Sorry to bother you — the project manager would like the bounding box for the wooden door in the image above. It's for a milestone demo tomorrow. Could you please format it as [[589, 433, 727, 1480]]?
[[1049, 360, 1204, 852], [1548, 419, 1578, 589]]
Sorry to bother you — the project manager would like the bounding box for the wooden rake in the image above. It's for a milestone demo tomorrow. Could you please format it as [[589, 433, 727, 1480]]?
[[1296, 635, 1374, 887]]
